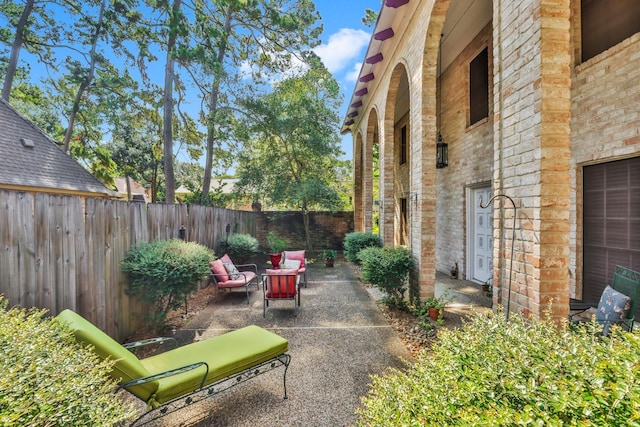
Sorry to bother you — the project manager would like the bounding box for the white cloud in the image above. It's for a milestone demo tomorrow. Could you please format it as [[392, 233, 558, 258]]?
[[314, 28, 370, 74], [345, 62, 363, 84]]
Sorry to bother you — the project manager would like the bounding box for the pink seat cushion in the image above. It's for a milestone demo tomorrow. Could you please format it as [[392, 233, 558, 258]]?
[[210, 259, 229, 282], [265, 268, 298, 298], [218, 271, 257, 288], [283, 251, 305, 273]]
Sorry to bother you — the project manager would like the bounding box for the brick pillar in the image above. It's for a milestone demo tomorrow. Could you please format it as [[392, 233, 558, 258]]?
[[493, 0, 572, 321], [363, 111, 377, 232], [354, 132, 364, 232]]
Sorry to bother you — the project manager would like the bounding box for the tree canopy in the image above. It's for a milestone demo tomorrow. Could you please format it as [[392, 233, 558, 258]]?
[[234, 54, 346, 248], [0, 0, 346, 210]]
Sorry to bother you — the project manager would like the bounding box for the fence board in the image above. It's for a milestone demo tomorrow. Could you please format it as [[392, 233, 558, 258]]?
[[0, 190, 256, 341]]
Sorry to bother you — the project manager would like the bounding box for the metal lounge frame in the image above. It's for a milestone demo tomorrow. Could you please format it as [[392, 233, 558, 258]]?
[[123, 336, 291, 426]]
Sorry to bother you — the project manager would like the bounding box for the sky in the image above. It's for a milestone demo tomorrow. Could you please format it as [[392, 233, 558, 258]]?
[[10, 1, 380, 167], [308, 1, 381, 160]]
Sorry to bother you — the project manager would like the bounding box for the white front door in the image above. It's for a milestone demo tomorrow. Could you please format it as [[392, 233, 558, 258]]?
[[468, 187, 493, 284]]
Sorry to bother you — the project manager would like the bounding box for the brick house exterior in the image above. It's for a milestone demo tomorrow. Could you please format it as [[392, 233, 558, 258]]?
[[343, 0, 640, 322]]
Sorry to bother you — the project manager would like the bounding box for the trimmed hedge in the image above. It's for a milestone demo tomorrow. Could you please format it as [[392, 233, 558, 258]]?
[[121, 239, 214, 331], [357, 310, 640, 425], [0, 299, 135, 425], [343, 232, 382, 264], [358, 246, 414, 308], [215, 233, 259, 264]]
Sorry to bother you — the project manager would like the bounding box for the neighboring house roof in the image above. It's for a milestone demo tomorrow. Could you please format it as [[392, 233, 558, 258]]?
[[0, 98, 117, 198], [113, 177, 150, 202]]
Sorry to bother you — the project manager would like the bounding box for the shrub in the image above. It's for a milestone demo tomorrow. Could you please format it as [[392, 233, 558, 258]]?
[[358, 246, 414, 308], [121, 239, 214, 332], [343, 232, 382, 264], [357, 310, 640, 426], [215, 233, 258, 264], [0, 298, 135, 425]]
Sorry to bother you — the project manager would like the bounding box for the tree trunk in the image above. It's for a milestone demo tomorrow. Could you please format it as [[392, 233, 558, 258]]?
[[202, 8, 233, 202], [125, 176, 132, 201], [162, 0, 182, 204], [62, 0, 106, 152], [2, 0, 34, 101], [302, 210, 313, 252]]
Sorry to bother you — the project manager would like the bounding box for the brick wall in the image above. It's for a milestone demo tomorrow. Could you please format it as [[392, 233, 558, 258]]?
[[493, 0, 572, 321], [255, 211, 354, 256], [436, 23, 494, 278], [570, 32, 640, 298]]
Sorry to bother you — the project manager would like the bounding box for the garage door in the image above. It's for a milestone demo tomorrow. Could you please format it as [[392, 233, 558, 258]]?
[[583, 157, 640, 309]]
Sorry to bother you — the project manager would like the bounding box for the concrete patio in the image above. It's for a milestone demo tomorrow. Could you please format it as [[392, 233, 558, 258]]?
[[139, 258, 491, 426]]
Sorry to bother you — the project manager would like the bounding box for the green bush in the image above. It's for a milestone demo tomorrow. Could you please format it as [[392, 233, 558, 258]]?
[[121, 239, 214, 332], [343, 232, 382, 264], [358, 246, 414, 308], [215, 233, 258, 264], [0, 299, 135, 425], [357, 310, 640, 426]]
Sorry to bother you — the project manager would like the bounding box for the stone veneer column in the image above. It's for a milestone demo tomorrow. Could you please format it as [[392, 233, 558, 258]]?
[[493, 0, 571, 321]]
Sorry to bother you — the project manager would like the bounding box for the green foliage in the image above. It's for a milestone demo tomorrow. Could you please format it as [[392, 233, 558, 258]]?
[[0, 298, 135, 425], [215, 233, 258, 264], [357, 310, 640, 426], [358, 246, 414, 308], [234, 54, 345, 215], [422, 288, 454, 310], [267, 232, 286, 254], [410, 289, 454, 326], [362, 7, 380, 28], [343, 232, 383, 264], [121, 239, 213, 332], [323, 249, 337, 260]]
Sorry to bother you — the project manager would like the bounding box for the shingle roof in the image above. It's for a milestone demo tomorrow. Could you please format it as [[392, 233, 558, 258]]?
[[0, 98, 117, 197]]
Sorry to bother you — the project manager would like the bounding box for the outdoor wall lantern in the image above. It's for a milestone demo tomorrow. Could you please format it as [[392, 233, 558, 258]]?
[[178, 225, 186, 240], [436, 132, 448, 168]]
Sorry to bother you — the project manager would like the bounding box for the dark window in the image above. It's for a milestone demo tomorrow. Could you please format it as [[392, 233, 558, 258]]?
[[400, 125, 407, 165], [469, 47, 489, 126], [583, 157, 640, 318], [581, 0, 640, 62]]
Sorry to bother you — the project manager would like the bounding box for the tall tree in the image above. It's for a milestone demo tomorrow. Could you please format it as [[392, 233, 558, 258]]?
[[161, 0, 185, 203], [0, 0, 68, 100], [234, 54, 344, 250], [188, 0, 323, 203], [58, 0, 149, 153]]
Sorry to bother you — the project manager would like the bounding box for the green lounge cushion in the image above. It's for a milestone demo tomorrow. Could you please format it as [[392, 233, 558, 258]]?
[[141, 325, 288, 403], [56, 309, 158, 401], [57, 310, 289, 406]]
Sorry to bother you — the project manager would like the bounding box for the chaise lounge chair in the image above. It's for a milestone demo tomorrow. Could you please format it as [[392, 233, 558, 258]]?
[[56, 309, 291, 425]]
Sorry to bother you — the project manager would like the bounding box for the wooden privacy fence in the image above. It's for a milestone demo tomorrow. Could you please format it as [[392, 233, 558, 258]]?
[[0, 190, 255, 341]]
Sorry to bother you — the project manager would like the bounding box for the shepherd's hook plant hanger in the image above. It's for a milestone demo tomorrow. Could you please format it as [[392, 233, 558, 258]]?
[[480, 194, 517, 321]]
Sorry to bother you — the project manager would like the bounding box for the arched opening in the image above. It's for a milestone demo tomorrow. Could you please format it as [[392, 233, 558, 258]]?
[[383, 64, 411, 247]]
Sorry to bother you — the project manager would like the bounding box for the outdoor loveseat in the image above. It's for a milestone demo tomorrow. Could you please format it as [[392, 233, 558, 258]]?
[[56, 309, 291, 425]]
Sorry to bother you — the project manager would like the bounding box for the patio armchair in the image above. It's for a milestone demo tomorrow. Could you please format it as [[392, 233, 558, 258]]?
[[263, 268, 300, 317], [282, 250, 307, 287], [570, 265, 640, 333], [56, 309, 290, 426], [209, 254, 259, 303]]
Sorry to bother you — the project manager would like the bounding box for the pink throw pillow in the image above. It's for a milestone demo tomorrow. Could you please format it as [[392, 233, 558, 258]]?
[[210, 259, 229, 282]]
